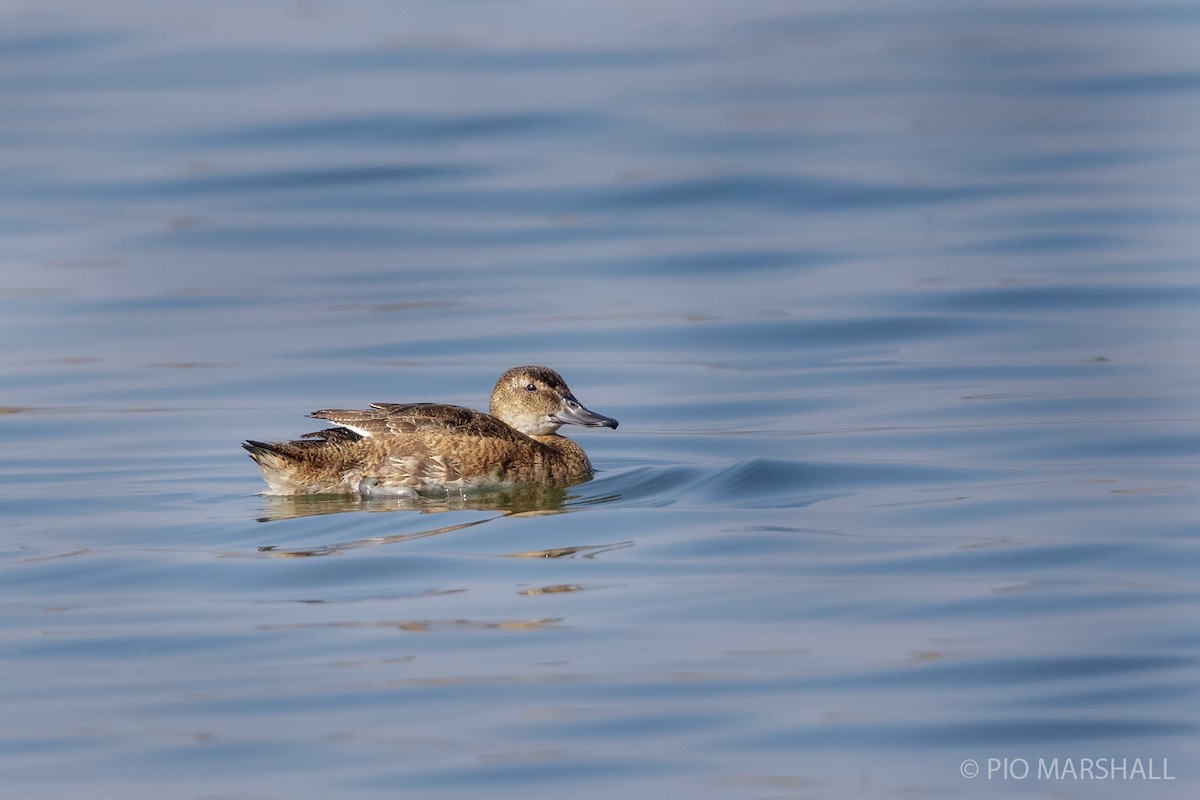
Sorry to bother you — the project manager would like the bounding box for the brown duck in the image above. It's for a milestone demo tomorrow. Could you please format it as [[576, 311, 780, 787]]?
[[244, 366, 618, 496]]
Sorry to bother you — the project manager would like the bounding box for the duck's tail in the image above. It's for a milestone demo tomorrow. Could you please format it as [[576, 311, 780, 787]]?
[[243, 428, 362, 495], [243, 440, 304, 495]]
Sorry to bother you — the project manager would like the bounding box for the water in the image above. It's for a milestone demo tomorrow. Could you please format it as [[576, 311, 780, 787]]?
[[2, 1, 1199, 797]]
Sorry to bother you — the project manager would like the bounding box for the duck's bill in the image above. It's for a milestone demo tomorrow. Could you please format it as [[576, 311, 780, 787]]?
[[554, 397, 619, 429]]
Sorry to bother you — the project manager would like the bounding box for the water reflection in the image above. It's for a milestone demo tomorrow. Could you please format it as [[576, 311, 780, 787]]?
[[251, 514, 494, 557], [249, 515, 632, 559], [258, 617, 568, 633], [245, 483, 631, 558], [246, 508, 637, 560], [502, 542, 632, 559], [253, 482, 586, 522]]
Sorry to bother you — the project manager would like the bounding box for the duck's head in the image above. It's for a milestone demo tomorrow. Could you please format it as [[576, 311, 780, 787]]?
[[490, 366, 619, 436]]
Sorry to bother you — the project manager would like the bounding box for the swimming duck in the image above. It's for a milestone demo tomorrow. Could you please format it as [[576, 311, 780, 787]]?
[[244, 366, 618, 496]]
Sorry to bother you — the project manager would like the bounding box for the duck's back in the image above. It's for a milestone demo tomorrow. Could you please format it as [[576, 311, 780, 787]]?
[[311, 402, 517, 438]]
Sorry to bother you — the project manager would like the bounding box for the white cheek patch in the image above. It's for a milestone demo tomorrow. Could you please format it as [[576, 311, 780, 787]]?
[[507, 410, 559, 436]]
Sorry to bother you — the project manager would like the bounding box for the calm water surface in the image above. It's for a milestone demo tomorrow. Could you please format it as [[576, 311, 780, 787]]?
[[2, 1, 1199, 798]]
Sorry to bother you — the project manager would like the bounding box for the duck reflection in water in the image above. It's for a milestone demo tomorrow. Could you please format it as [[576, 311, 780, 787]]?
[[254, 481, 603, 522]]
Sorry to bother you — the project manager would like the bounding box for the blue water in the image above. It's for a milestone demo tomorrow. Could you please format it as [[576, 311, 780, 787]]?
[[2, 1, 1199, 798]]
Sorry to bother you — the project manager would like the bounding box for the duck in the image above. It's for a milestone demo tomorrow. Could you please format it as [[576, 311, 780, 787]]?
[[244, 366, 618, 496]]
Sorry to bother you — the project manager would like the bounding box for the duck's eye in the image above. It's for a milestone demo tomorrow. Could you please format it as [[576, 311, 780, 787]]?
[[525, 383, 538, 392]]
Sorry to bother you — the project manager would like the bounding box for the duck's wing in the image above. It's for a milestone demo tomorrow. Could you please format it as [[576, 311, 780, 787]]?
[[309, 403, 525, 441], [306, 403, 539, 488]]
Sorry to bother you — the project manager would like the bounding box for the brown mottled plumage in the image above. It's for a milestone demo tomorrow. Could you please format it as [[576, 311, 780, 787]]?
[[244, 366, 618, 496]]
